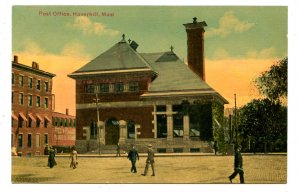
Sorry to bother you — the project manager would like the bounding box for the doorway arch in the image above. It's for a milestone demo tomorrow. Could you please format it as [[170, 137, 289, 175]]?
[[105, 118, 120, 145]]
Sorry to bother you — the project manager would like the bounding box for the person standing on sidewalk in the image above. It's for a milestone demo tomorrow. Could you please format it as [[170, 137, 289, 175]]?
[[70, 146, 78, 169], [127, 144, 139, 173], [228, 145, 245, 183], [116, 143, 121, 157], [141, 144, 155, 176]]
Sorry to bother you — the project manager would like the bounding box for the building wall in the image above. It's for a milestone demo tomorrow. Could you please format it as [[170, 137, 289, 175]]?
[[52, 111, 76, 147], [76, 106, 153, 140], [12, 60, 55, 156]]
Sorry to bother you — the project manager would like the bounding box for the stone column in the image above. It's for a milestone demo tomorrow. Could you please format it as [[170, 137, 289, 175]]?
[[166, 104, 173, 141], [152, 105, 157, 138], [119, 120, 127, 144], [97, 121, 105, 144], [183, 115, 190, 140]]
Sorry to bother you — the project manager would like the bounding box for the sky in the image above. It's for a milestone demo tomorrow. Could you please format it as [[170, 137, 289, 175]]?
[[11, 6, 288, 115]]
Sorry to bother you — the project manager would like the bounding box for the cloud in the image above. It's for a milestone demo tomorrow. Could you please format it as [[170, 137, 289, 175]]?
[[212, 48, 230, 59], [68, 16, 120, 36], [246, 47, 277, 59], [207, 11, 255, 38], [20, 39, 46, 55], [61, 41, 90, 58]]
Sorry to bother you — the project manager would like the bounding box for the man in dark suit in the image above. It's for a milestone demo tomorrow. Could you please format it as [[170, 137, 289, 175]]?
[[127, 144, 139, 173], [228, 145, 245, 183], [141, 144, 155, 176]]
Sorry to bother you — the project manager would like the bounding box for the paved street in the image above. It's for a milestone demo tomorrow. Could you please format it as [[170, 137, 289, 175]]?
[[11, 154, 287, 184]]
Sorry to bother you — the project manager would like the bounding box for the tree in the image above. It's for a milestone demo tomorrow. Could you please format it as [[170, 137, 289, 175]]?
[[238, 98, 287, 153], [255, 58, 287, 104]]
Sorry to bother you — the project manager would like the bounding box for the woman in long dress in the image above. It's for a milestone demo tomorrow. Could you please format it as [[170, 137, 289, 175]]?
[[70, 146, 78, 169]]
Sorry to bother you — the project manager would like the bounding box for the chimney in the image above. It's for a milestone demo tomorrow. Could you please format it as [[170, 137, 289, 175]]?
[[66, 108, 69, 115], [32, 61, 39, 70], [13, 55, 18, 63], [183, 17, 207, 81], [129, 40, 139, 51]]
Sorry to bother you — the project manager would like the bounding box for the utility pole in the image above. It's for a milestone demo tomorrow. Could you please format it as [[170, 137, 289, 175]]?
[[234, 94, 238, 144], [94, 93, 101, 155]]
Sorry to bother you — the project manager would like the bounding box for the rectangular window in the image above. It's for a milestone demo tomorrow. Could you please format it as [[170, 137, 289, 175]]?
[[100, 83, 109, 93], [115, 83, 124, 92], [12, 73, 15, 84], [156, 105, 166, 112], [18, 134, 23, 148], [27, 134, 32, 148], [45, 82, 49, 92], [28, 95, 33, 107], [44, 97, 48, 108], [19, 93, 24, 105], [36, 96, 41, 107], [36, 119, 41, 128], [44, 134, 48, 145], [19, 75, 24, 87], [28, 77, 33, 88], [28, 117, 32, 128], [44, 119, 48, 128], [173, 114, 183, 137], [157, 114, 167, 138], [36, 134, 40, 148], [36, 80, 41, 90], [129, 82, 139, 92], [85, 84, 94, 93]]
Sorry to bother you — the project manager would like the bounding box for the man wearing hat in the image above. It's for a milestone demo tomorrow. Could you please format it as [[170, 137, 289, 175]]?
[[141, 144, 155, 176], [228, 145, 244, 183], [127, 144, 139, 173]]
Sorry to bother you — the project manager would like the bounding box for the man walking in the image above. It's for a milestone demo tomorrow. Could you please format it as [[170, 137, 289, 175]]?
[[228, 145, 245, 183], [116, 143, 121, 157], [141, 144, 155, 176], [127, 144, 139, 173]]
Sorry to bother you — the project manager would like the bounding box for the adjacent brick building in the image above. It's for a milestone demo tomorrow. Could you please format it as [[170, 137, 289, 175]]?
[[12, 56, 55, 156], [68, 18, 228, 153], [52, 109, 76, 147]]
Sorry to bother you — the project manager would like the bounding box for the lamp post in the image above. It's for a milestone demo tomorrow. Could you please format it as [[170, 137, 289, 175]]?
[[94, 93, 101, 155]]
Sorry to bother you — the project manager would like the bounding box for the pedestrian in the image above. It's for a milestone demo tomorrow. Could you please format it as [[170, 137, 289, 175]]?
[[44, 144, 49, 155], [141, 144, 155, 176], [228, 145, 245, 183], [127, 144, 139, 173], [213, 141, 218, 155], [48, 146, 57, 168], [70, 146, 78, 169], [116, 143, 121, 157]]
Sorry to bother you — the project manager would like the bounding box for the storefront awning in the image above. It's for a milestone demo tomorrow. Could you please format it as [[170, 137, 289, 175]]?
[[44, 115, 51, 123], [36, 114, 43, 121], [11, 112, 18, 120], [19, 112, 28, 122], [28, 113, 36, 122]]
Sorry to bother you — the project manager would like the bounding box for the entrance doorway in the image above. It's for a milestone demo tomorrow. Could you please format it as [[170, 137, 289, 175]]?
[[105, 118, 120, 145]]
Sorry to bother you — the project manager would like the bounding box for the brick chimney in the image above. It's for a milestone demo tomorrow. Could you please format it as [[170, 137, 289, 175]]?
[[183, 17, 207, 81], [66, 108, 69, 115], [13, 55, 18, 63], [32, 61, 39, 70]]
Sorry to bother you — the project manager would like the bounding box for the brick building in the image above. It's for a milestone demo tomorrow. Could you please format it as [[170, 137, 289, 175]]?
[[52, 109, 76, 147], [12, 56, 55, 156], [68, 18, 228, 153]]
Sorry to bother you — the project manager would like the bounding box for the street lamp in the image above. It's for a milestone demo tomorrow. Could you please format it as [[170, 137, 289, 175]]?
[[93, 93, 101, 155]]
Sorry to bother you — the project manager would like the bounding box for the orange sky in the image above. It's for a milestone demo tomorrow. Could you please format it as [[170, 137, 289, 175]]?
[[13, 51, 278, 116]]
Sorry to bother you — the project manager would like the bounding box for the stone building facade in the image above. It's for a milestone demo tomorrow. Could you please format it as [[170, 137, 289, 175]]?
[[69, 18, 228, 153]]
